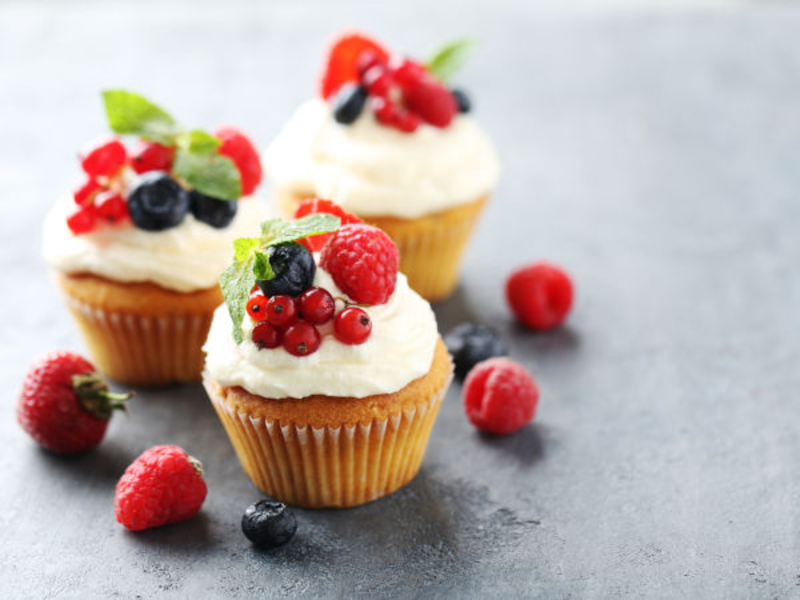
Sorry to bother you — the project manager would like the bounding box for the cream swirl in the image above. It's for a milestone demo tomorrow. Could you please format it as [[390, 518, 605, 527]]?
[[264, 98, 500, 219], [203, 268, 438, 399], [42, 194, 267, 292]]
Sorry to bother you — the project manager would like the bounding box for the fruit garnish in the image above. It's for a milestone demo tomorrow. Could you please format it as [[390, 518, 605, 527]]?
[[451, 88, 471, 113], [129, 140, 175, 174], [242, 501, 297, 549], [265, 295, 298, 328], [403, 77, 458, 128], [252, 321, 281, 349], [80, 136, 128, 178], [256, 243, 316, 298], [246, 292, 268, 322], [297, 287, 335, 325], [67, 204, 99, 235], [73, 178, 104, 206], [333, 307, 372, 345], [215, 127, 263, 196], [506, 262, 574, 330], [319, 32, 390, 99], [331, 84, 368, 125], [444, 323, 508, 379], [126, 171, 190, 231], [424, 38, 477, 82], [293, 198, 362, 252], [282, 321, 321, 356], [189, 189, 238, 229], [95, 191, 130, 224]]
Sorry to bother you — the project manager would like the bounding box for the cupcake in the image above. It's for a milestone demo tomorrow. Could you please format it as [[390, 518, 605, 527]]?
[[202, 202, 453, 508], [43, 90, 265, 386], [264, 32, 500, 302]]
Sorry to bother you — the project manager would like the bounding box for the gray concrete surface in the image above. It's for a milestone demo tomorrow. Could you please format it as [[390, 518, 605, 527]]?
[[2, 1, 800, 598]]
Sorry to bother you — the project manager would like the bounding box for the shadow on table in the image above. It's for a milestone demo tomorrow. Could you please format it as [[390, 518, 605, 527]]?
[[477, 423, 548, 468], [34, 440, 133, 483], [124, 511, 215, 551]]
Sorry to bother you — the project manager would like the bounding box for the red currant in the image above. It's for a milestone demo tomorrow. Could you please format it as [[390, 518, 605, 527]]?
[[95, 192, 129, 224], [66, 204, 98, 235], [266, 295, 297, 328], [246, 293, 268, 322], [297, 287, 335, 325], [395, 111, 421, 133], [374, 98, 400, 126], [282, 322, 321, 356], [363, 66, 394, 98], [334, 307, 372, 345], [252, 322, 281, 349], [73, 178, 103, 206], [392, 59, 426, 92], [357, 50, 387, 78], [130, 140, 175, 174], [80, 137, 127, 178]]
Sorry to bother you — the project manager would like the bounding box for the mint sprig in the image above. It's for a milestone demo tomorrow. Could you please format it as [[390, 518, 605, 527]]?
[[101, 89, 241, 200], [220, 214, 341, 344], [425, 38, 477, 82]]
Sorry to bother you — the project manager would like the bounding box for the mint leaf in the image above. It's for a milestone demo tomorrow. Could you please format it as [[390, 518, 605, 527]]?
[[220, 256, 257, 344], [253, 250, 274, 280], [102, 90, 181, 145], [425, 38, 477, 82], [172, 148, 241, 200], [260, 214, 341, 246], [177, 129, 222, 155], [233, 237, 261, 261]]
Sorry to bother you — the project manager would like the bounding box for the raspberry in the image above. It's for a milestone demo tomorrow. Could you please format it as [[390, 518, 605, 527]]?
[[506, 262, 574, 330], [67, 203, 99, 235], [73, 178, 103, 206], [16, 351, 131, 453], [320, 32, 390, 99], [297, 287, 335, 325], [293, 198, 362, 252], [373, 98, 420, 133], [463, 358, 539, 435], [282, 321, 321, 356], [115, 445, 207, 531], [391, 59, 426, 93], [246, 292, 268, 322], [334, 307, 372, 345], [95, 191, 129, 224], [130, 140, 175, 174], [266, 295, 298, 328], [215, 127, 262, 196], [80, 136, 127, 178], [404, 77, 458, 128], [252, 322, 281, 349], [320, 224, 399, 305]]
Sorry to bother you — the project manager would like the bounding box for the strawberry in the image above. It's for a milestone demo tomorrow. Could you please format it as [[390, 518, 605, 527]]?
[[319, 32, 390, 99], [17, 351, 131, 453]]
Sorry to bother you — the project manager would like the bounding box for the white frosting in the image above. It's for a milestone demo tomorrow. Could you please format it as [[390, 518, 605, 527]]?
[[264, 98, 500, 219], [42, 194, 267, 293], [203, 268, 438, 399]]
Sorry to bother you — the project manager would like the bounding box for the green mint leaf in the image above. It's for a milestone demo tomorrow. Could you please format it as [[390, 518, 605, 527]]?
[[253, 250, 274, 281], [102, 90, 182, 145], [220, 254, 257, 345], [260, 214, 341, 246], [172, 148, 242, 200], [177, 129, 222, 155], [425, 38, 478, 82], [233, 237, 261, 261]]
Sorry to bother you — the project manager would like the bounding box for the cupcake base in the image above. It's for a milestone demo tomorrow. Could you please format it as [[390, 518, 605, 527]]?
[[275, 189, 488, 303], [204, 338, 453, 508], [54, 271, 223, 386]]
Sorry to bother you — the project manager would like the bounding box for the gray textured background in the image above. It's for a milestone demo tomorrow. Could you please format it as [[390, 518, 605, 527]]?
[[3, 1, 800, 598]]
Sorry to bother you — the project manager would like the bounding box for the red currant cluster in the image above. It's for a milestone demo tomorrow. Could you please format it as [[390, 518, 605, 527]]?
[[246, 285, 372, 356]]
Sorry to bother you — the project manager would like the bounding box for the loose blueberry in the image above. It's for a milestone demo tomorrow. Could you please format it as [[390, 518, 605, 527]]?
[[242, 500, 297, 549], [189, 190, 238, 228], [452, 88, 471, 113], [127, 171, 189, 231], [257, 243, 316, 297], [444, 322, 508, 379], [332, 84, 368, 125]]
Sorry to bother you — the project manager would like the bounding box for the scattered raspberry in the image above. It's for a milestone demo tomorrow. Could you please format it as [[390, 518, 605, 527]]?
[[320, 32, 390, 99], [67, 204, 99, 235], [130, 140, 175, 174], [73, 178, 103, 206], [80, 136, 127, 178], [246, 292, 268, 322], [463, 358, 539, 435], [294, 198, 362, 252], [297, 287, 335, 325], [282, 321, 321, 356], [215, 127, 263, 196], [115, 445, 207, 531], [266, 295, 298, 328], [252, 321, 281, 349], [320, 224, 399, 305], [404, 77, 458, 128], [334, 307, 372, 345], [506, 262, 574, 330], [95, 191, 129, 224], [17, 351, 131, 453]]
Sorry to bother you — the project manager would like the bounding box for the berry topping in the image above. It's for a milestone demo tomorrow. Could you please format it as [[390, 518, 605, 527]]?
[[320, 32, 390, 99], [73, 178, 103, 206], [362, 64, 394, 98], [17, 351, 131, 454], [334, 307, 372, 345], [257, 243, 316, 298], [67, 203, 99, 235], [506, 262, 574, 330], [332, 84, 368, 125], [114, 445, 207, 531], [95, 191, 129, 224], [357, 50, 388, 78], [320, 224, 399, 305], [242, 500, 297, 549], [463, 358, 539, 435], [80, 136, 127, 178], [129, 140, 175, 174], [452, 88, 472, 113], [266, 295, 298, 328], [392, 59, 426, 93], [282, 321, 321, 356], [297, 287, 335, 325], [293, 198, 362, 252], [252, 321, 282, 349], [246, 292, 268, 322], [404, 77, 458, 128], [445, 323, 508, 379], [189, 190, 238, 229], [215, 127, 263, 196], [126, 171, 190, 231]]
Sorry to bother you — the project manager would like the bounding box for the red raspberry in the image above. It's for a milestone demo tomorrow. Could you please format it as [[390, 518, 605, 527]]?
[[95, 191, 129, 224], [114, 445, 207, 531], [293, 198, 362, 252], [298, 287, 335, 325], [266, 295, 298, 328], [282, 321, 321, 356], [373, 99, 420, 133], [67, 203, 99, 235], [506, 262, 574, 330], [319, 32, 390, 99], [73, 178, 103, 206], [391, 59, 426, 93], [334, 307, 372, 345], [130, 140, 175, 174], [463, 358, 539, 435], [404, 77, 458, 128], [252, 321, 281, 349], [215, 127, 262, 196], [320, 224, 399, 305], [16, 351, 131, 453], [80, 136, 127, 178], [246, 292, 268, 322]]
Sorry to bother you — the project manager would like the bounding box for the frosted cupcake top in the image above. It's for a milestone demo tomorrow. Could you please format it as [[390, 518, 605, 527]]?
[[42, 90, 265, 293]]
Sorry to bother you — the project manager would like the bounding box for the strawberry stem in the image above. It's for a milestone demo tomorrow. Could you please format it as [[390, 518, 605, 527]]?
[[72, 373, 133, 420]]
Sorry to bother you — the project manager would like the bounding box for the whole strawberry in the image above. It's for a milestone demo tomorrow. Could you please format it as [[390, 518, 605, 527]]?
[[115, 445, 208, 531], [17, 351, 131, 453]]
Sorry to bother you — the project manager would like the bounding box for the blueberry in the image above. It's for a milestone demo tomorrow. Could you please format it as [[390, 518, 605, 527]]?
[[257, 242, 315, 297], [242, 500, 297, 549], [332, 84, 368, 125], [452, 89, 471, 113], [127, 171, 189, 231], [445, 323, 507, 379], [189, 190, 238, 229]]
